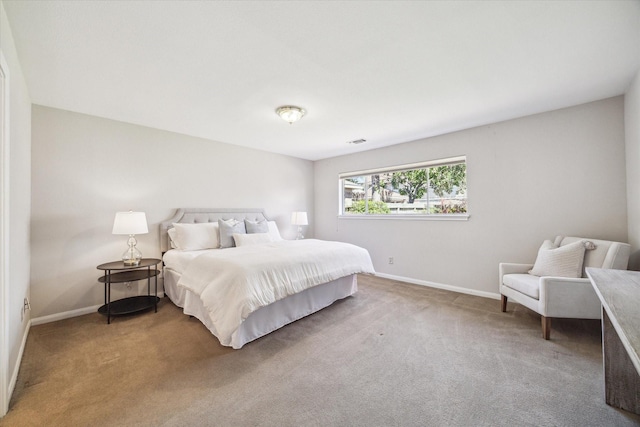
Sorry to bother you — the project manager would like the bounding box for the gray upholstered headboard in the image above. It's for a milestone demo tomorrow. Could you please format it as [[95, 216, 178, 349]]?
[[159, 208, 268, 253]]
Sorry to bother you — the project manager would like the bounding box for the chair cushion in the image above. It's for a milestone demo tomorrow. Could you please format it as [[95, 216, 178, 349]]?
[[503, 274, 540, 300], [528, 240, 586, 278]]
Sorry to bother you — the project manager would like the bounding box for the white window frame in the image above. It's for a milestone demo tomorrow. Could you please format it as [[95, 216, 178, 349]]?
[[338, 156, 469, 221]]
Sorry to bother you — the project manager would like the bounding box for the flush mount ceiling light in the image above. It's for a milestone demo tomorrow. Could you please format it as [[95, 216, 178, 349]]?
[[276, 106, 306, 124]]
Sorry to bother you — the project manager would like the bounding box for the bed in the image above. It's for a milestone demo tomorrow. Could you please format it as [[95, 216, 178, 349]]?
[[160, 208, 375, 349]]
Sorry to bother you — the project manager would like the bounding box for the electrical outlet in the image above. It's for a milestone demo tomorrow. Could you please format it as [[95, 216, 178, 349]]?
[[388, 257, 394, 265], [22, 297, 31, 321]]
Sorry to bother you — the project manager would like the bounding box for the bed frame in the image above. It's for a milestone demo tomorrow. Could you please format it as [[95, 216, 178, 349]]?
[[159, 208, 358, 349]]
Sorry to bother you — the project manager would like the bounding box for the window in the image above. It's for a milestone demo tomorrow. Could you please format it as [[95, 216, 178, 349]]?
[[339, 156, 467, 218]]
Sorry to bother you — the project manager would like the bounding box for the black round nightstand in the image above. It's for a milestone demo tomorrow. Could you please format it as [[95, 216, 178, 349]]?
[[97, 258, 161, 324]]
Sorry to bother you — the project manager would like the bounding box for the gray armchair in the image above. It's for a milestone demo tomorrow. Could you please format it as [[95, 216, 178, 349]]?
[[499, 236, 631, 339]]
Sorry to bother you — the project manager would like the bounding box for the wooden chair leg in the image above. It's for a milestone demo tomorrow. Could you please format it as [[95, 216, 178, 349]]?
[[501, 295, 508, 312], [541, 316, 551, 340]]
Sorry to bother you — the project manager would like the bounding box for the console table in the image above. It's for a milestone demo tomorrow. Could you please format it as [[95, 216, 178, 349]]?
[[586, 267, 640, 415]]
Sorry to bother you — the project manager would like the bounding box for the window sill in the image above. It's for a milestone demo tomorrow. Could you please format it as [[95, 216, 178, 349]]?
[[337, 214, 470, 221]]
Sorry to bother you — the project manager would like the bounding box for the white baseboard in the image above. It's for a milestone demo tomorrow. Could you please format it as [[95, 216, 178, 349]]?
[[31, 305, 102, 326], [31, 292, 166, 326], [374, 272, 501, 300], [8, 319, 30, 405]]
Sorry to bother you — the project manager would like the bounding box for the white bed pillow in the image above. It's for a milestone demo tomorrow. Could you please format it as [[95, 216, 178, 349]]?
[[171, 222, 220, 251], [245, 219, 269, 234], [267, 221, 283, 241], [233, 232, 274, 247], [167, 227, 178, 249], [528, 240, 587, 278], [219, 219, 246, 248]]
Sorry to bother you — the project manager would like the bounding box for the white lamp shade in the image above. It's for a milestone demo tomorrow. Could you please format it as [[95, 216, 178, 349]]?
[[112, 211, 148, 235], [291, 211, 308, 226]]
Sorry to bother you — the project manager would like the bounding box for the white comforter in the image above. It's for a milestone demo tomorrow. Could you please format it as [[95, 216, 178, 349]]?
[[177, 239, 375, 346]]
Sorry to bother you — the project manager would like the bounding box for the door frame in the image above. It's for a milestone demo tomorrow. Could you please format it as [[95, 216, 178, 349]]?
[[0, 49, 11, 417]]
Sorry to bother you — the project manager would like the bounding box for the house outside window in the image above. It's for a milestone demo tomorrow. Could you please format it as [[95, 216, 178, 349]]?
[[339, 156, 468, 219]]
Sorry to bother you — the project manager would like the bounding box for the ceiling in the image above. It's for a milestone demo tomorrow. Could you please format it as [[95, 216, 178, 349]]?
[[3, 1, 640, 161]]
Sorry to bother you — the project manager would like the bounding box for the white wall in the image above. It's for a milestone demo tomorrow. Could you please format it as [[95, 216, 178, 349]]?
[[1, 0, 32, 415], [626, 69, 640, 271], [31, 106, 313, 319], [315, 97, 628, 296]]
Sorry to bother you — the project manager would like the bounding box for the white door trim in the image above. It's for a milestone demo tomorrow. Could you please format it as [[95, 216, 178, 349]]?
[[0, 49, 11, 418]]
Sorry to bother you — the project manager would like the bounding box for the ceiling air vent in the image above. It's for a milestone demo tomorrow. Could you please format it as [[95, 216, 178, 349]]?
[[347, 139, 366, 145]]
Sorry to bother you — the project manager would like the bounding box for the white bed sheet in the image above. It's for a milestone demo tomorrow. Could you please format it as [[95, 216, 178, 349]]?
[[161, 239, 373, 349], [176, 239, 374, 347], [163, 265, 358, 348], [184, 274, 357, 348], [163, 248, 219, 273]]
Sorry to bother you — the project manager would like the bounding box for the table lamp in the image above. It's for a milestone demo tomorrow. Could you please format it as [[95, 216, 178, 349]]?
[[291, 211, 308, 240], [112, 211, 148, 266]]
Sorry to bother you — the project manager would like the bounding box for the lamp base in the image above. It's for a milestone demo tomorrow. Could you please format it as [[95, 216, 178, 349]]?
[[122, 235, 142, 266]]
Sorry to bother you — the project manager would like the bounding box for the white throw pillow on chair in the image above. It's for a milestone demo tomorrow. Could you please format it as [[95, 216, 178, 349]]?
[[528, 240, 587, 278]]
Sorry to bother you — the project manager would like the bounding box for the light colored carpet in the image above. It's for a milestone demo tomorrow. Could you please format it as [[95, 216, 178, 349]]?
[[2, 275, 640, 426]]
